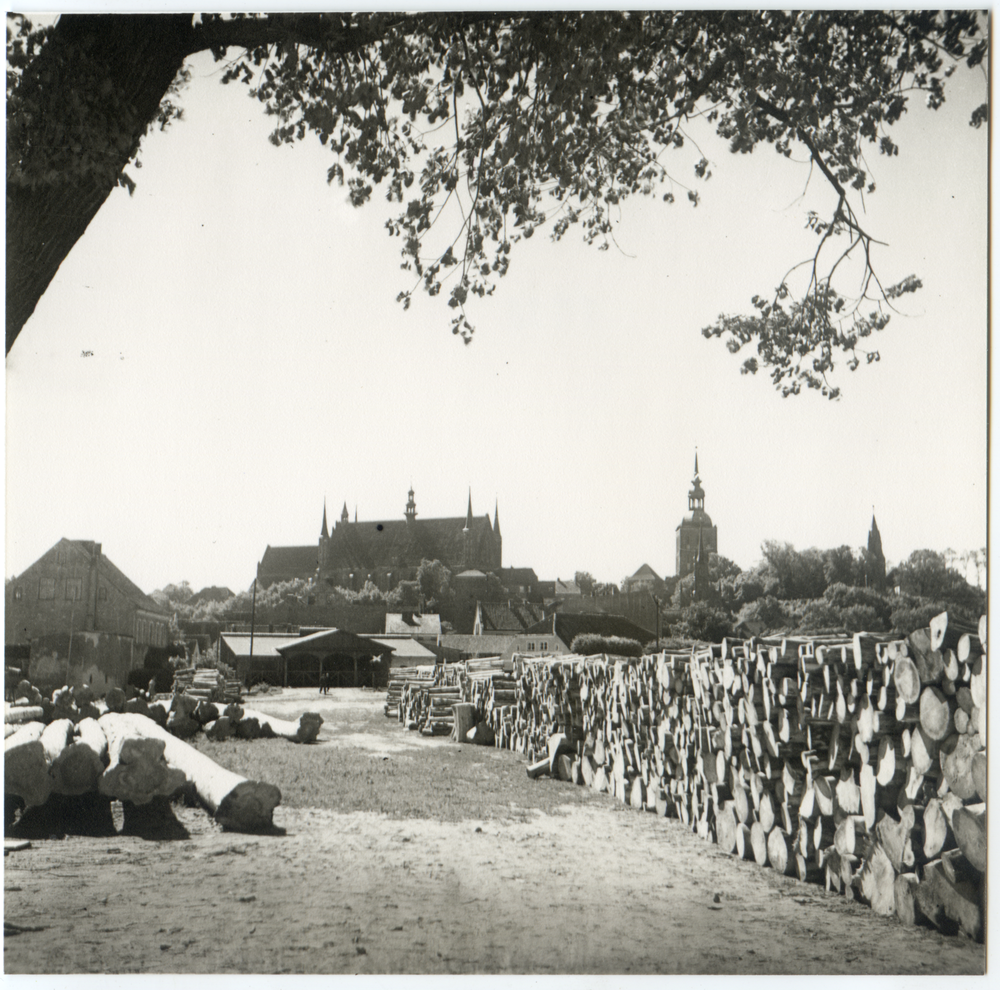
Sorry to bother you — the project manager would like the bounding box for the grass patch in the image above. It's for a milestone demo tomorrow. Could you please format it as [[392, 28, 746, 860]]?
[[191, 722, 613, 823]]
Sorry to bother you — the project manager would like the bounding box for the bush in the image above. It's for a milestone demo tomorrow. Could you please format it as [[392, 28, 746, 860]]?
[[569, 633, 643, 657], [736, 596, 788, 633], [672, 603, 734, 643]]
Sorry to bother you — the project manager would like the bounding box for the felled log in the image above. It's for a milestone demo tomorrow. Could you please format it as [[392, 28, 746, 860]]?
[[4, 704, 45, 725], [854, 842, 896, 916], [99, 712, 280, 832], [894, 873, 929, 927], [239, 707, 324, 744], [450, 703, 477, 743], [50, 718, 108, 795], [916, 859, 983, 941], [203, 716, 234, 741], [4, 721, 52, 808], [99, 715, 189, 806], [951, 806, 986, 873]]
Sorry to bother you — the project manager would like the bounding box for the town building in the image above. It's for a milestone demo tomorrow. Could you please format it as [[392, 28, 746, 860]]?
[[5, 538, 171, 692], [676, 452, 718, 578], [256, 488, 502, 591], [622, 563, 664, 593]]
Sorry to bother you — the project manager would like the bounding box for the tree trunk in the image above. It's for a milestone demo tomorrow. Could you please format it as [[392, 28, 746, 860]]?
[[7, 15, 195, 350], [99, 712, 280, 830], [450, 703, 477, 743], [240, 706, 324, 743], [951, 806, 986, 873], [50, 717, 108, 795], [4, 721, 52, 807]]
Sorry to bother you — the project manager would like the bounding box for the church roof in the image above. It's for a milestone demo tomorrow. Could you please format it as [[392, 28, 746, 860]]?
[[677, 508, 714, 529], [257, 545, 318, 583], [326, 515, 495, 571]]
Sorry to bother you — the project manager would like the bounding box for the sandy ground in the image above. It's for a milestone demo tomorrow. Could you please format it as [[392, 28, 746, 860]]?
[[3, 689, 986, 975]]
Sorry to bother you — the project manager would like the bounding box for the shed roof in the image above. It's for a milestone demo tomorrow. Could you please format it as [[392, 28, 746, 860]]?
[[364, 637, 437, 661], [276, 627, 393, 657], [220, 633, 302, 658]]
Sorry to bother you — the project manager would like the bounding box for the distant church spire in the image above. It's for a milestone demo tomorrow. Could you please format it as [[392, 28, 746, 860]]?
[[341, 502, 349, 524], [867, 509, 886, 591], [464, 489, 473, 533], [321, 500, 329, 539], [694, 448, 699, 478], [493, 499, 500, 536], [405, 486, 417, 523]]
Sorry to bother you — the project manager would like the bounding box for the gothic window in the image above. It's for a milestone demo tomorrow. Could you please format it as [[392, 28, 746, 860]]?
[[13, 586, 23, 601]]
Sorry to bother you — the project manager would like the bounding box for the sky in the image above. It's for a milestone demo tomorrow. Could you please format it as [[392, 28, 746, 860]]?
[[5, 20, 990, 596]]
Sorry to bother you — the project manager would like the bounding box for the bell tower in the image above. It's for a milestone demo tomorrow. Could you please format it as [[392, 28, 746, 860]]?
[[675, 450, 718, 577]]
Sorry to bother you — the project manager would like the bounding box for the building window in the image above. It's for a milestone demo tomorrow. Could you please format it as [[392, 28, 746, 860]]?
[[98, 586, 108, 601], [38, 578, 55, 600], [66, 578, 83, 601], [13, 586, 23, 601], [540, 641, 547, 651], [527, 641, 535, 651]]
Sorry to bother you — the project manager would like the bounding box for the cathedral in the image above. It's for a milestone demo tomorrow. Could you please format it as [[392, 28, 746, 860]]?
[[256, 488, 502, 590], [675, 452, 718, 592]]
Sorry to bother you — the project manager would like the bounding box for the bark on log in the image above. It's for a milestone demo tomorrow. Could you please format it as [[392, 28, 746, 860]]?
[[916, 860, 983, 941], [4, 721, 52, 807], [951, 806, 986, 873], [451, 703, 477, 743], [99, 712, 280, 831], [894, 873, 927, 927], [855, 842, 897, 916], [240, 707, 324, 744], [50, 717, 108, 795]]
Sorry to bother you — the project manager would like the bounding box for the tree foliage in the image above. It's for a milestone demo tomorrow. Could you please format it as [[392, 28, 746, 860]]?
[[569, 633, 643, 658], [574, 571, 596, 596], [7, 11, 988, 397]]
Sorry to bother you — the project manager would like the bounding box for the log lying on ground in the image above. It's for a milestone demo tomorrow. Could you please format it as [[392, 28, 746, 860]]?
[[50, 717, 109, 795], [4, 721, 52, 808], [4, 704, 45, 725], [238, 707, 324, 744], [98, 712, 281, 832], [99, 715, 189, 806]]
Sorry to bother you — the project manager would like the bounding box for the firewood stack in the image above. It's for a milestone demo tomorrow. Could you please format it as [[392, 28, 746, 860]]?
[[173, 665, 242, 704], [494, 613, 985, 943], [384, 665, 434, 718]]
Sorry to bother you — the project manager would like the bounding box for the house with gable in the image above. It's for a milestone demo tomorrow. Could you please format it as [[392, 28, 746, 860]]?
[[5, 538, 171, 692]]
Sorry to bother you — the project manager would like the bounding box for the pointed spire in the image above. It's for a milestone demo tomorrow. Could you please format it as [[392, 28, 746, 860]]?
[[405, 486, 417, 523], [464, 488, 473, 532], [341, 501, 349, 524], [694, 447, 699, 478], [321, 499, 329, 539], [354, 505, 358, 523], [493, 499, 500, 536]]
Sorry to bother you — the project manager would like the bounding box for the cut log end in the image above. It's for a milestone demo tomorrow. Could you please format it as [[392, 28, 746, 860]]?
[[215, 780, 283, 833]]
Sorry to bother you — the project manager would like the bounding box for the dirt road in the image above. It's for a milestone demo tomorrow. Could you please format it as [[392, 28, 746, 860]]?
[[3, 689, 986, 974]]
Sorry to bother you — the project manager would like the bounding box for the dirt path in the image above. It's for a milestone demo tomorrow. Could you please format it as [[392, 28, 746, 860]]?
[[3, 690, 986, 974]]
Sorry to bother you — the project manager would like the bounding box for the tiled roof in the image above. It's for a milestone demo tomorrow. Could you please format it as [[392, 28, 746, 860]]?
[[85, 543, 169, 616], [629, 563, 662, 581], [385, 612, 441, 636], [257, 545, 318, 582], [524, 612, 651, 645], [276, 627, 390, 656], [325, 515, 496, 571], [188, 586, 234, 605], [440, 633, 519, 657], [220, 633, 302, 657], [499, 567, 538, 585], [477, 601, 545, 633]]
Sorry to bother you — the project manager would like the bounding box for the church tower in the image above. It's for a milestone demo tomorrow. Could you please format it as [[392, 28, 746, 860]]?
[[675, 451, 718, 577], [867, 511, 886, 591]]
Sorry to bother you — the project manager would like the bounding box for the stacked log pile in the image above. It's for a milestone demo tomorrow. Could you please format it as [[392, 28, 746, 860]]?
[[385, 665, 435, 719], [461, 657, 517, 746], [6, 709, 282, 834], [172, 664, 242, 704], [493, 615, 986, 942]]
